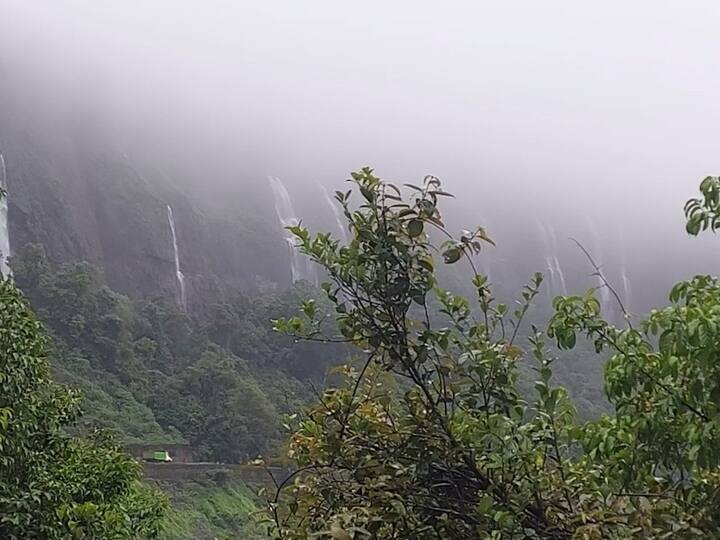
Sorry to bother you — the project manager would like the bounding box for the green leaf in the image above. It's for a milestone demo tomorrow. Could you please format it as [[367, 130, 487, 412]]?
[[407, 219, 424, 238], [442, 246, 463, 264], [360, 185, 375, 202]]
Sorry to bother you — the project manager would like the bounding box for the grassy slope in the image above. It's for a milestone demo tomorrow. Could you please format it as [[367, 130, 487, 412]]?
[[154, 477, 266, 540]]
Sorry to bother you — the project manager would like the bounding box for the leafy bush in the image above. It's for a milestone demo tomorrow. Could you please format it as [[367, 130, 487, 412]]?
[[0, 275, 166, 538], [269, 169, 720, 538]]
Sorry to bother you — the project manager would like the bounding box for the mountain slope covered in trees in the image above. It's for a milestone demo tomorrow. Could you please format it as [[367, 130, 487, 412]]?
[[10, 242, 345, 462], [4, 171, 720, 538]]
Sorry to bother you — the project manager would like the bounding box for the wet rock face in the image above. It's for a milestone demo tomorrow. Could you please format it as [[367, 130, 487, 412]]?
[[3, 136, 291, 306], [0, 65, 297, 308]]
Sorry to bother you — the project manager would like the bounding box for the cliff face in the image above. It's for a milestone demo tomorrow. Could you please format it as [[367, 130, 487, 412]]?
[[1, 131, 292, 308]]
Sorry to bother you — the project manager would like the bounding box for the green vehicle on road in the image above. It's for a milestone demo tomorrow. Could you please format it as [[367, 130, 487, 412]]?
[[142, 450, 173, 462]]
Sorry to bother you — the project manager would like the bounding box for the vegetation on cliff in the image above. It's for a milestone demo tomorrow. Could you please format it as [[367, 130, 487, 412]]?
[[10, 242, 343, 463]]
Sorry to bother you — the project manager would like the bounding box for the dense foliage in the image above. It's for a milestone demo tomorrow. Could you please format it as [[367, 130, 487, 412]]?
[[0, 274, 165, 538], [269, 169, 720, 538], [10, 243, 339, 463]]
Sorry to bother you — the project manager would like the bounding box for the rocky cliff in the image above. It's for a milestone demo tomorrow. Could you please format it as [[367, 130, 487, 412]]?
[[0, 128, 292, 309]]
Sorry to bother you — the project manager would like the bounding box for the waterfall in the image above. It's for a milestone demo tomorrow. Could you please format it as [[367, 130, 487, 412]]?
[[0, 154, 11, 278], [621, 268, 632, 310], [538, 222, 566, 297], [616, 233, 632, 313], [166, 205, 187, 311], [316, 180, 349, 243], [537, 223, 552, 296], [552, 254, 567, 295], [545, 253, 557, 296], [547, 226, 567, 295], [586, 218, 612, 316], [620, 248, 632, 313], [268, 176, 316, 284]]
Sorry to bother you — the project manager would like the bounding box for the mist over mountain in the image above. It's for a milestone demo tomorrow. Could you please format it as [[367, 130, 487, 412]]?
[[2, 1, 719, 319]]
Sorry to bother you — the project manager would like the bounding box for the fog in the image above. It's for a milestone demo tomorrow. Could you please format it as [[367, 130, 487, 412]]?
[[2, 0, 720, 313]]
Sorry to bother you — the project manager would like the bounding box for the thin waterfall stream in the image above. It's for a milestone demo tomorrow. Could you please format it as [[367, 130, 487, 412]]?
[[0, 153, 11, 278], [167, 205, 187, 311]]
